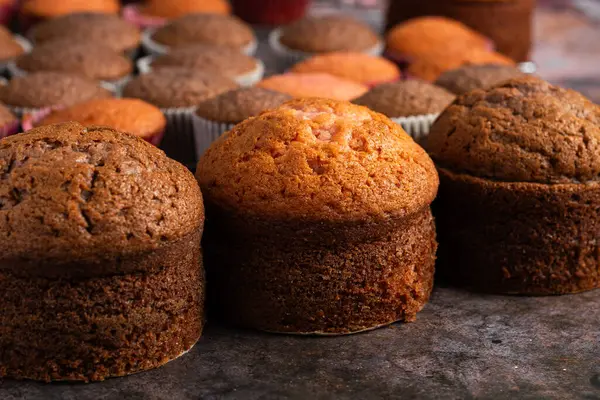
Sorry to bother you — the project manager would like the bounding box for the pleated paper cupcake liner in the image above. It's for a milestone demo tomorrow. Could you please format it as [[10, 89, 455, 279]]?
[[136, 55, 265, 86], [122, 4, 169, 30], [158, 107, 199, 168], [268, 28, 385, 70], [191, 113, 235, 160], [391, 113, 440, 144], [141, 28, 258, 57]]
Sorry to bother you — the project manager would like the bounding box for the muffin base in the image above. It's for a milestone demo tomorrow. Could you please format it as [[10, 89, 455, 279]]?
[[434, 168, 600, 295], [205, 209, 437, 335], [0, 229, 204, 382]]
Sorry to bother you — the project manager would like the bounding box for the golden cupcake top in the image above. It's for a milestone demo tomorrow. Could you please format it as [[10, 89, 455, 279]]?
[[257, 73, 368, 101]]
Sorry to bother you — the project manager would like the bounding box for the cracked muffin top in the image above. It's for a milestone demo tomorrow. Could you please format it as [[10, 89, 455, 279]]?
[[0, 122, 203, 268], [426, 76, 600, 184], [197, 98, 438, 222], [279, 16, 380, 53], [152, 13, 254, 50], [123, 68, 239, 108], [16, 40, 132, 81], [29, 13, 141, 54], [353, 80, 455, 117], [435, 64, 525, 95], [0, 72, 112, 109]]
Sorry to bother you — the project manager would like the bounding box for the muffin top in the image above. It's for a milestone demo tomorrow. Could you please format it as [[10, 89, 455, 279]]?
[[21, 0, 120, 18], [0, 103, 17, 126], [151, 44, 258, 77], [0, 26, 24, 62], [279, 16, 380, 53], [0, 72, 112, 108], [38, 98, 166, 139], [123, 68, 239, 109], [197, 98, 438, 222], [353, 80, 455, 117], [16, 41, 132, 81], [386, 16, 491, 59], [290, 52, 400, 85], [195, 87, 292, 124], [435, 64, 525, 95], [141, 0, 231, 18], [29, 13, 141, 53], [152, 13, 254, 50], [257, 73, 368, 101], [426, 76, 600, 184], [0, 122, 203, 271]]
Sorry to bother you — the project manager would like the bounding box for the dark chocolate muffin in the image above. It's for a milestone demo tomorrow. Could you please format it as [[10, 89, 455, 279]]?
[[426, 76, 600, 294], [353, 80, 455, 117], [29, 12, 141, 54], [123, 68, 239, 109], [0, 26, 24, 62], [151, 13, 255, 51], [195, 87, 292, 124], [279, 15, 380, 53], [197, 98, 439, 334], [435, 64, 525, 95], [0, 122, 205, 382], [15, 40, 132, 82], [0, 72, 112, 110]]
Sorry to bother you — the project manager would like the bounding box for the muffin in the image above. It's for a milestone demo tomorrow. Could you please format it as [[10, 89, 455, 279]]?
[[146, 13, 256, 56], [197, 98, 439, 334], [426, 76, 600, 294], [29, 13, 141, 55], [0, 72, 112, 115], [0, 103, 19, 138], [290, 52, 400, 87], [192, 87, 292, 156], [0, 122, 205, 382], [435, 64, 525, 95], [141, 0, 230, 18], [12, 40, 132, 84], [257, 73, 368, 101], [20, 0, 119, 27], [0, 26, 25, 63], [140, 44, 263, 86], [353, 80, 455, 141], [27, 98, 166, 145], [386, 0, 535, 62]]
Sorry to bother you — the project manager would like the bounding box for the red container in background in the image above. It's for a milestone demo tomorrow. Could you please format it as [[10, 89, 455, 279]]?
[[231, 0, 311, 25]]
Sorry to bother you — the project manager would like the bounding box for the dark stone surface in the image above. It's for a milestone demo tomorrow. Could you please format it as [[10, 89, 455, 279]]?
[[1, 286, 599, 399]]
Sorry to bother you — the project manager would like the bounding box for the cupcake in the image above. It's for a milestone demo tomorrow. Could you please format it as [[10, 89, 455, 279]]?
[[25, 98, 166, 145], [10, 40, 133, 88], [257, 73, 368, 101], [20, 0, 120, 28], [0, 102, 19, 138], [353, 80, 455, 141], [123, 0, 231, 29], [434, 64, 526, 95], [123, 68, 239, 166], [385, 0, 535, 62], [138, 44, 264, 86], [270, 15, 383, 66], [426, 76, 600, 294], [144, 13, 256, 56], [0, 26, 27, 64], [0, 122, 205, 382], [290, 52, 400, 87], [197, 98, 439, 334], [231, 0, 310, 25], [192, 87, 292, 156], [0, 72, 113, 116], [28, 13, 141, 55]]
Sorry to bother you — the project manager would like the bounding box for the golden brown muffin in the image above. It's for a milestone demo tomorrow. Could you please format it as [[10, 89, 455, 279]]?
[[197, 98, 439, 334], [279, 15, 380, 53], [0, 122, 204, 382], [141, 0, 231, 18], [257, 73, 368, 101], [435, 64, 525, 95], [0, 26, 24, 62], [290, 52, 400, 86], [426, 76, 600, 294], [37, 98, 166, 141], [21, 0, 119, 20]]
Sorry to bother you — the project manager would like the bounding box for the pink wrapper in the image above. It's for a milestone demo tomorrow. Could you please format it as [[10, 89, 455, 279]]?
[[122, 4, 168, 30], [0, 119, 20, 139], [0, 0, 17, 26]]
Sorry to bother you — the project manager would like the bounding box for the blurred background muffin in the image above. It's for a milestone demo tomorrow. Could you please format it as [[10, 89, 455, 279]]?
[[0, 26, 26, 64], [20, 0, 119, 28], [257, 72, 368, 101], [435, 64, 525, 95], [0, 103, 19, 138]]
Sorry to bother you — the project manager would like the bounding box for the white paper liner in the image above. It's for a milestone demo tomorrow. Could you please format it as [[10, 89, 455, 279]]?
[[517, 61, 536, 74], [268, 27, 385, 68], [191, 113, 235, 159], [141, 27, 258, 57], [391, 113, 440, 143], [158, 106, 200, 167], [136, 55, 265, 87]]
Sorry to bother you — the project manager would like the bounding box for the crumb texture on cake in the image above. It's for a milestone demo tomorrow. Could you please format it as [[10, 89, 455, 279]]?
[[426, 76, 600, 183], [197, 98, 438, 221]]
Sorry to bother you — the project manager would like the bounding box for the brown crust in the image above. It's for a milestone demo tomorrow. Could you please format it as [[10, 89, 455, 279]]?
[[434, 64, 525, 95], [280, 16, 380, 53], [426, 76, 600, 183], [353, 80, 455, 117]]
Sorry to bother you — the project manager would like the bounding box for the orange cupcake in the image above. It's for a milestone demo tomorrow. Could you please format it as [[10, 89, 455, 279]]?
[[21, 0, 119, 21], [140, 0, 230, 19], [26, 98, 166, 145], [257, 73, 368, 101], [290, 52, 400, 87]]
